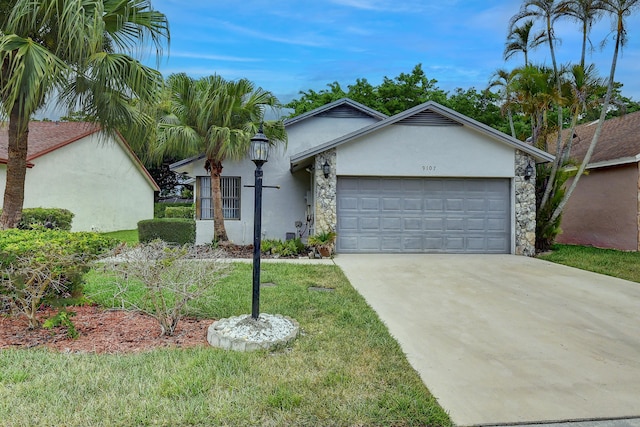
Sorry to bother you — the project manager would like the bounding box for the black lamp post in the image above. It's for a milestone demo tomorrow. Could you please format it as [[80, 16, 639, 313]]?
[[249, 125, 269, 320]]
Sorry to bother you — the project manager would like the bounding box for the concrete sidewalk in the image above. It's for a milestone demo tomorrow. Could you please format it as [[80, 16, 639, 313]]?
[[334, 254, 640, 426]]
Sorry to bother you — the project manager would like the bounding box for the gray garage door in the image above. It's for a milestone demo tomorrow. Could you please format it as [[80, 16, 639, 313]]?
[[336, 177, 510, 253]]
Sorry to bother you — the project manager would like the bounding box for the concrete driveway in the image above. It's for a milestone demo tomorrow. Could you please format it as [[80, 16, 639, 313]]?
[[333, 254, 640, 426]]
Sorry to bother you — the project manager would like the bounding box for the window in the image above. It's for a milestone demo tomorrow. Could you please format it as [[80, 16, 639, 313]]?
[[198, 176, 241, 220]]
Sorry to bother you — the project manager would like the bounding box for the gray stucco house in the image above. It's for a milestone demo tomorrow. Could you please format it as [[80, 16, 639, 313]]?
[[171, 98, 552, 256]]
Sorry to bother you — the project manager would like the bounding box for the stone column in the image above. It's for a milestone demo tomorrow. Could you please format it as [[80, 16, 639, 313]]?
[[314, 149, 337, 234], [515, 150, 536, 256]]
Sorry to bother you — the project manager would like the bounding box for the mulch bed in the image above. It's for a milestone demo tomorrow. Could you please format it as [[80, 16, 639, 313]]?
[[0, 305, 212, 354]]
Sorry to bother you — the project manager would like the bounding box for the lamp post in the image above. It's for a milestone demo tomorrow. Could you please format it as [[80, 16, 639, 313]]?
[[249, 125, 269, 320]]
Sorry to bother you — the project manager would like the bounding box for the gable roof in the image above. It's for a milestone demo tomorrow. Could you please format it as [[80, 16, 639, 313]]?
[[0, 121, 159, 191], [563, 111, 640, 169], [283, 98, 388, 127], [290, 100, 554, 171]]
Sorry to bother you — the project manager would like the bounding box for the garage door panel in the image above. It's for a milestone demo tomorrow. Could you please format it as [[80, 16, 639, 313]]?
[[382, 217, 402, 231], [337, 177, 510, 253], [361, 198, 380, 210], [361, 217, 380, 230], [382, 197, 402, 211]]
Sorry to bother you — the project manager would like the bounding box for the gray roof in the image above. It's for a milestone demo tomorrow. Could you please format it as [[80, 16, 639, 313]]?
[[283, 98, 388, 127], [169, 154, 206, 171], [290, 100, 554, 171]]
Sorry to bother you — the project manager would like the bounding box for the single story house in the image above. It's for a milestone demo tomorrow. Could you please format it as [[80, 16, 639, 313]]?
[[557, 111, 640, 251], [0, 122, 159, 232], [171, 98, 553, 255]]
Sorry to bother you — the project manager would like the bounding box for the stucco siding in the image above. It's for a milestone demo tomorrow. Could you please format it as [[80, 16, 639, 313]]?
[[286, 116, 380, 155], [558, 164, 638, 251], [336, 124, 515, 177], [1, 134, 155, 232], [183, 156, 310, 245]]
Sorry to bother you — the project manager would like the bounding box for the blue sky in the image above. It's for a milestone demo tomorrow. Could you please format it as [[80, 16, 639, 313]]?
[[146, 0, 640, 107]]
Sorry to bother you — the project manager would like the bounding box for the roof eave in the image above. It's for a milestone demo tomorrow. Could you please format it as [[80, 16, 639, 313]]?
[[283, 98, 387, 127], [290, 101, 554, 171]]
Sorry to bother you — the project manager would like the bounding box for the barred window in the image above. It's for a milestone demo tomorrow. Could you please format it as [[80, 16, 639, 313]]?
[[198, 176, 241, 220]]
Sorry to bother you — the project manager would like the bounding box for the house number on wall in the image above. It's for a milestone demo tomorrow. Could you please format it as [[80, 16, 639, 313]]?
[[422, 165, 437, 172]]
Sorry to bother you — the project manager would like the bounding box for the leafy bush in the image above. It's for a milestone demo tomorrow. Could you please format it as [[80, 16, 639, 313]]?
[[138, 219, 196, 245], [164, 206, 195, 219], [0, 208, 74, 230], [102, 240, 230, 336], [261, 237, 306, 257], [0, 229, 118, 303], [154, 203, 193, 218]]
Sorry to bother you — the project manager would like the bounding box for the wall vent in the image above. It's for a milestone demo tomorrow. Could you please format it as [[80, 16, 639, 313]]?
[[317, 105, 373, 119], [396, 110, 461, 126]]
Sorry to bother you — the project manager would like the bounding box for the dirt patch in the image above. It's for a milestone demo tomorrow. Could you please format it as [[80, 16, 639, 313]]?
[[0, 305, 212, 354]]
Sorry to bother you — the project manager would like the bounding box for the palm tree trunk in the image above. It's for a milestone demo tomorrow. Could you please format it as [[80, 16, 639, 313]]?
[[208, 159, 228, 242], [550, 18, 621, 223], [0, 105, 29, 230]]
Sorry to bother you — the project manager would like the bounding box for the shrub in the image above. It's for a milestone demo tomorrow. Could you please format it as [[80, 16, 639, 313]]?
[[154, 202, 193, 218], [102, 240, 230, 336], [0, 229, 118, 302], [261, 237, 306, 257], [165, 206, 195, 219], [0, 208, 74, 230], [138, 219, 196, 245]]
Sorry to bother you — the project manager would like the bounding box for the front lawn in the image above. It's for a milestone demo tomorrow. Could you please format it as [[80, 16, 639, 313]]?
[[0, 262, 451, 426], [538, 244, 640, 283], [101, 229, 138, 245]]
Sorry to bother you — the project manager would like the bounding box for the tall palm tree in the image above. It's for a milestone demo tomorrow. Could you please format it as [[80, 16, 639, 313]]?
[[552, 0, 640, 222], [560, 0, 606, 67], [154, 73, 287, 242], [504, 19, 547, 65], [0, 0, 168, 229]]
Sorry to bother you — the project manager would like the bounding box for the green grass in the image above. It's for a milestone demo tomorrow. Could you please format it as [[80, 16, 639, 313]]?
[[101, 229, 138, 245], [0, 263, 451, 427], [538, 244, 640, 283]]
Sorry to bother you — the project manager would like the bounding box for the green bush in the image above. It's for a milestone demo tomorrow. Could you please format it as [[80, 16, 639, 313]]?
[[0, 208, 74, 230], [0, 230, 118, 321], [165, 206, 195, 219], [154, 203, 193, 218], [261, 237, 306, 257], [138, 219, 196, 245]]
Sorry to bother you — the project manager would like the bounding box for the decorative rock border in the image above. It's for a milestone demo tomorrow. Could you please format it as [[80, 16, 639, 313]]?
[[207, 313, 299, 352]]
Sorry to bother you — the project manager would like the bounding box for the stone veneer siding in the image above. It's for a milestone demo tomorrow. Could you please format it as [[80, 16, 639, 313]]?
[[314, 149, 337, 234], [313, 148, 537, 256], [515, 150, 536, 256]]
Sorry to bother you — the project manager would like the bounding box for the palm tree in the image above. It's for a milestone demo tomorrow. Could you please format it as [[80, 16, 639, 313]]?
[[0, 0, 169, 229], [509, 64, 563, 150], [551, 0, 640, 222], [153, 73, 287, 242], [488, 68, 518, 138], [504, 19, 547, 65], [560, 0, 606, 67]]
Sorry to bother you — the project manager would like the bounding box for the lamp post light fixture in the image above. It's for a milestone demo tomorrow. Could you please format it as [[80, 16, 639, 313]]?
[[249, 124, 269, 320], [524, 162, 534, 181], [322, 160, 331, 178]]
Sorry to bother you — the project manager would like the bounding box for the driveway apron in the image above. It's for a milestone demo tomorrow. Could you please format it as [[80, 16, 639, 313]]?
[[333, 254, 640, 426]]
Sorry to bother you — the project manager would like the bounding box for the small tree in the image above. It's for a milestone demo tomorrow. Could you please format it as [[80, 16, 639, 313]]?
[[103, 240, 230, 336]]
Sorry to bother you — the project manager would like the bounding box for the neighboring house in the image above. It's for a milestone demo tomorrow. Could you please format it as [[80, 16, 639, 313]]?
[[0, 122, 159, 232], [172, 98, 553, 255], [557, 111, 640, 251]]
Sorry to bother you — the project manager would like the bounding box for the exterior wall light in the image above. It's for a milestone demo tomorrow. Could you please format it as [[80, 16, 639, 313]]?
[[322, 160, 331, 178], [524, 162, 534, 180]]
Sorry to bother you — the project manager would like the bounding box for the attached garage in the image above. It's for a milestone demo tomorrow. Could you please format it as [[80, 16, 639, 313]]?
[[337, 177, 510, 253], [289, 99, 553, 256]]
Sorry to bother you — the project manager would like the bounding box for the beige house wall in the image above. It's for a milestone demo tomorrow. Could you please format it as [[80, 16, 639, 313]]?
[[558, 164, 639, 251], [0, 133, 156, 232]]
